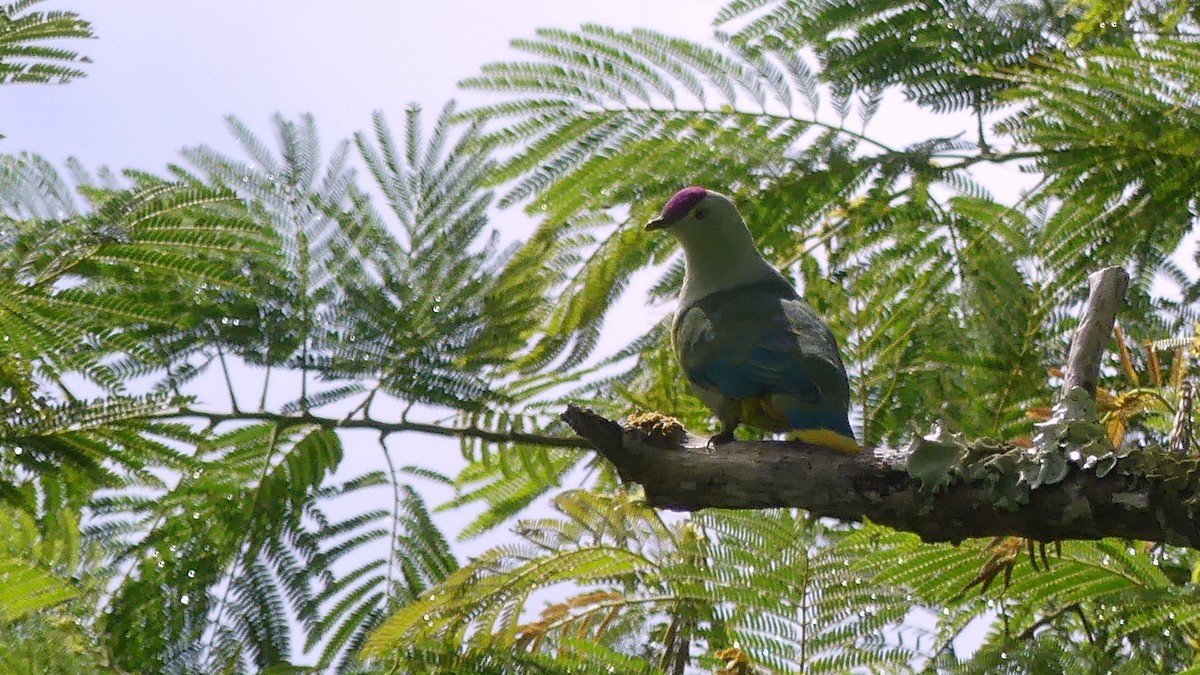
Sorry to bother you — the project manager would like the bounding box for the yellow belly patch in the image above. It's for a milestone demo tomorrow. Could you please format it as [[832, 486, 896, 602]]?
[[787, 428, 862, 454], [739, 397, 788, 429], [739, 398, 862, 454]]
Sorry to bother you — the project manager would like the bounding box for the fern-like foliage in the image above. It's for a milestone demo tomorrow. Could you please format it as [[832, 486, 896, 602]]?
[[844, 524, 1200, 671], [449, 20, 1070, 474], [458, 24, 890, 371], [310, 481, 458, 673], [443, 330, 714, 538], [93, 423, 335, 671], [17, 106, 514, 672], [333, 103, 518, 409], [0, 154, 272, 393], [0, 98, 534, 670], [365, 491, 915, 673], [716, 0, 1139, 113], [90, 423, 455, 673], [177, 105, 517, 413], [4, 0, 1200, 671], [1001, 39, 1200, 295], [0, 0, 91, 88], [0, 501, 116, 673], [0, 507, 80, 622], [399, 4, 1200, 672], [175, 112, 370, 390], [449, 2, 1200, 456], [0, 154, 276, 528]]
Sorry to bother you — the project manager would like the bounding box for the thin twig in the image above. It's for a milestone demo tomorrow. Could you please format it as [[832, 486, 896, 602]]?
[[379, 434, 403, 602], [161, 407, 592, 449], [258, 363, 271, 411], [215, 347, 240, 413], [1018, 602, 1085, 640]]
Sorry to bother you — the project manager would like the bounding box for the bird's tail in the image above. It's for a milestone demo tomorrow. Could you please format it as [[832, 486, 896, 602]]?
[[788, 428, 862, 454], [749, 395, 862, 453]]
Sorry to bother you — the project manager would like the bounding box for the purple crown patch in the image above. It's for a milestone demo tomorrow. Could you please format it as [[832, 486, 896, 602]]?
[[661, 186, 708, 221]]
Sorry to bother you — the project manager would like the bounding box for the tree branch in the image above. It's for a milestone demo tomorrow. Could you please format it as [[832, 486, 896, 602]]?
[[560, 266, 1200, 549], [561, 404, 1200, 548], [1061, 267, 1129, 399]]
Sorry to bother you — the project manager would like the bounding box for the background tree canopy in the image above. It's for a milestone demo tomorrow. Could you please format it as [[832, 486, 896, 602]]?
[[3, 0, 1200, 672]]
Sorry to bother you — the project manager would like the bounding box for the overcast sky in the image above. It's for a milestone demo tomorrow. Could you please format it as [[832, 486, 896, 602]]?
[[4, 1, 718, 169]]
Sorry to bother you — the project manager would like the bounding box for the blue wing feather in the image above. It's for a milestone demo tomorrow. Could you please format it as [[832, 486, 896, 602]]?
[[674, 278, 853, 440]]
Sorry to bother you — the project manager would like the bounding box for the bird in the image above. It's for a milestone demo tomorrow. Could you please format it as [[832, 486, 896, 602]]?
[[645, 186, 859, 453]]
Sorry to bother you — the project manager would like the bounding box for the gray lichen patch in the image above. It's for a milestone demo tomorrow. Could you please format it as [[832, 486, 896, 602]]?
[[902, 387, 1194, 511], [904, 422, 968, 494]]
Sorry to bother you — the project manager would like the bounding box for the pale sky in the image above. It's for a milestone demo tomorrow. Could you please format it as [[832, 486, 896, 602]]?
[[4, 1, 718, 168]]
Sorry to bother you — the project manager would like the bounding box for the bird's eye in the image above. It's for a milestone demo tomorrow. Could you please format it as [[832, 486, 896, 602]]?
[[693, 207, 707, 220]]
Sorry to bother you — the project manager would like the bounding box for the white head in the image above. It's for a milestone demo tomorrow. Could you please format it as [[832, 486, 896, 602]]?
[[646, 186, 780, 305]]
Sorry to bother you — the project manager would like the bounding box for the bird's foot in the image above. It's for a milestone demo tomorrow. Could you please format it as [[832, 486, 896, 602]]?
[[707, 429, 736, 448]]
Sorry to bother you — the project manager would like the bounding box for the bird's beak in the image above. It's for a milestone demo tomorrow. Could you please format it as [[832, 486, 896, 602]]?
[[644, 216, 670, 231]]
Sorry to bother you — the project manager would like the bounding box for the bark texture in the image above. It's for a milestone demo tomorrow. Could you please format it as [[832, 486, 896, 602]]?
[[561, 267, 1200, 549], [561, 403, 1200, 547]]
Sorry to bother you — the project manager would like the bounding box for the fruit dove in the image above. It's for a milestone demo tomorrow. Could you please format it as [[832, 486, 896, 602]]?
[[646, 186, 859, 453]]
